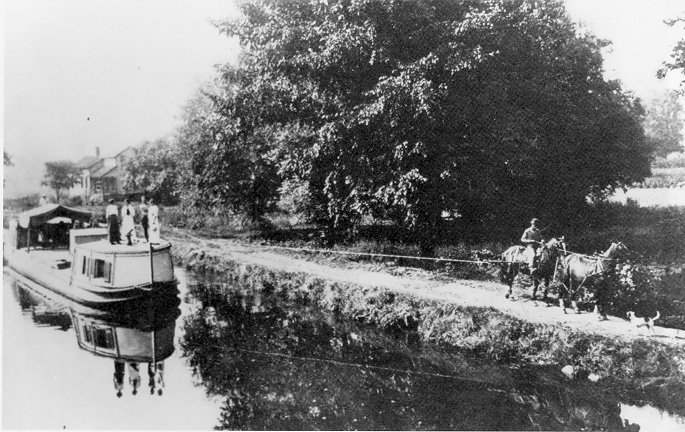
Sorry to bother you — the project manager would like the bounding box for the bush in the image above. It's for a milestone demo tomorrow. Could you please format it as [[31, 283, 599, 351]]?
[[652, 153, 685, 169], [63, 195, 83, 207]]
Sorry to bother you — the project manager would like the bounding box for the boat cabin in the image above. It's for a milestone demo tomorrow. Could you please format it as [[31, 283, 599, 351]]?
[[71, 241, 175, 288], [7, 204, 95, 252]]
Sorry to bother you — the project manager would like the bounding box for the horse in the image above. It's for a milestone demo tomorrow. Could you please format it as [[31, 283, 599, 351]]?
[[557, 242, 629, 317], [499, 237, 567, 301]]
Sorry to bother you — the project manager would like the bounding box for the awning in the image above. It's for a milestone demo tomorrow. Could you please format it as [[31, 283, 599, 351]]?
[[17, 204, 92, 229]]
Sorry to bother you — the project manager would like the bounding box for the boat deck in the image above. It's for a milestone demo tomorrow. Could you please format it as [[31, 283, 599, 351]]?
[[81, 239, 171, 254], [20, 248, 72, 271]]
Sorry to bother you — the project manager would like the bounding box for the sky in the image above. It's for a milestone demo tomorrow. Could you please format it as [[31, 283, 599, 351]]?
[[2, 0, 685, 198]]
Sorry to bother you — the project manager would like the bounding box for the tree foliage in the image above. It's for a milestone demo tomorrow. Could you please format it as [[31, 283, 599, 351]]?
[[41, 161, 80, 203], [4, 151, 13, 166], [122, 138, 180, 204], [180, 0, 651, 246], [658, 17, 685, 90], [175, 84, 281, 223], [643, 90, 684, 157]]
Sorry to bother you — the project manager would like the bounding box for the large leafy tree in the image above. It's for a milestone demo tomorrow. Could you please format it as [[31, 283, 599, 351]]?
[[187, 0, 651, 247], [643, 90, 684, 157], [122, 138, 180, 204], [175, 85, 281, 223], [41, 161, 81, 203]]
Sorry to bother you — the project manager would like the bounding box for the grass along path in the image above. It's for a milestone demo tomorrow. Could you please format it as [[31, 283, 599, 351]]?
[[167, 228, 685, 348]]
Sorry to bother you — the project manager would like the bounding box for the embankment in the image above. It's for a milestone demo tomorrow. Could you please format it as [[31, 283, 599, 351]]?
[[169, 233, 685, 413]]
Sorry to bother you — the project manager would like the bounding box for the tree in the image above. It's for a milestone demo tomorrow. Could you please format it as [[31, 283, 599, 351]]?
[[643, 90, 684, 157], [194, 0, 651, 247], [122, 138, 180, 204], [41, 161, 80, 203], [658, 17, 685, 90], [175, 83, 281, 224]]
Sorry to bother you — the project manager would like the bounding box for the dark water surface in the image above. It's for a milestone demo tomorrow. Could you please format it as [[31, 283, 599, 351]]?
[[3, 268, 684, 430]]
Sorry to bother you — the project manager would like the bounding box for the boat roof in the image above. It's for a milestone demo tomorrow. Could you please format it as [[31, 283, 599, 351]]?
[[18, 204, 92, 229], [76, 239, 171, 255]]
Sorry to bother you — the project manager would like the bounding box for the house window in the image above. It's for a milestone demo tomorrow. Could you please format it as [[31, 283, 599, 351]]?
[[82, 256, 87, 274]]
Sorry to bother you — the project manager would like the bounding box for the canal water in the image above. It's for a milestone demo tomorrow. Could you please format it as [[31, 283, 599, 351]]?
[[3, 268, 685, 430]]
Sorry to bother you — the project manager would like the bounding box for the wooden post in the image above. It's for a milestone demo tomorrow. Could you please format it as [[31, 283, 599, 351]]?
[[27, 226, 31, 252], [149, 242, 154, 285]]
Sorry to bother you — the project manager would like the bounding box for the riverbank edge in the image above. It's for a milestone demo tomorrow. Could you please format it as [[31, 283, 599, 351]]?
[[169, 236, 685, 413]]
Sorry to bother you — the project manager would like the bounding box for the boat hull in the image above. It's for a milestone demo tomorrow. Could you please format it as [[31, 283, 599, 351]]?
[[4, 248, 177, 306]]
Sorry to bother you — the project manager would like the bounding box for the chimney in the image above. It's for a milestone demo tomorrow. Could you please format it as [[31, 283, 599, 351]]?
[[96, 147, 101, 157]]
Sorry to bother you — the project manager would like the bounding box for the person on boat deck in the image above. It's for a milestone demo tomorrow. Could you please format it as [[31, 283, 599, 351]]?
[[139, 196, 149, 242], [106, 199, 122, 245], [113, 361, 125, 398], [39, 195, 48, 206], [148, 199, 160, 244], [120, 198, 137, 246], [128, 363, 141, 395], [521, 218, 544, 275]]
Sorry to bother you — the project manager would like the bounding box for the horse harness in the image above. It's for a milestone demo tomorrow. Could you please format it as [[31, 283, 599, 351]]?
[[560, 253, 616, 295]]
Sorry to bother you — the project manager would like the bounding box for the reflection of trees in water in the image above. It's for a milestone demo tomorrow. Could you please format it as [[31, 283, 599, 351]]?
[[181, 281, 633, 431]]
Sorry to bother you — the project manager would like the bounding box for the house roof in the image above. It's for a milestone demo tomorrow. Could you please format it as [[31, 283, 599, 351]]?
[[75, 156, 102, 169], [17, 204, 92, 229], [90, 164, 117, 178], [114, 146, 134, 158], [101, 166, 122, 178]]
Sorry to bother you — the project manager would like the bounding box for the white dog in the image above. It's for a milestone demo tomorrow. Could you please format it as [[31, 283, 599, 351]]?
[[626, 311, 660, 335]]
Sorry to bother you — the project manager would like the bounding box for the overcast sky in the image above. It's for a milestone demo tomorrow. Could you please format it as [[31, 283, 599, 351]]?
[[2, 0, 685, 198]]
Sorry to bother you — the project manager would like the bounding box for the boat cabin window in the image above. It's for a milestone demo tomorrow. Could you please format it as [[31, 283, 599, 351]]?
[[82, 257, 112, 283], [82, 325, 115, 350]]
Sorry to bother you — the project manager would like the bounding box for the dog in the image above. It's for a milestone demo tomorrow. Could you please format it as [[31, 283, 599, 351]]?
[[626, 311, 660, 335]]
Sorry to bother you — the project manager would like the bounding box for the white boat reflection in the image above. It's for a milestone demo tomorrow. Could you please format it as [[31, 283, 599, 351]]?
[[9, 273, 180, 397]]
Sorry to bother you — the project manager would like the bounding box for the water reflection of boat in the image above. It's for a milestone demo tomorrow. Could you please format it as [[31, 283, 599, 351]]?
[[8, 274, 180, 397], [5, 204, 178, 305]]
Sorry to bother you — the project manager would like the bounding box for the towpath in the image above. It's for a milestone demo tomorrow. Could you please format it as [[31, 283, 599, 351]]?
[[168, 230, 684, 347]]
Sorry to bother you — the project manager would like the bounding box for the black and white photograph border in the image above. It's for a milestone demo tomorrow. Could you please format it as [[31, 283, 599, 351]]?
[[3, 0, 685, 430]]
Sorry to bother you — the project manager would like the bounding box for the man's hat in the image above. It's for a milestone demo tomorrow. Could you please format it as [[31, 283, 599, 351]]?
[[108, 198, 115, 203], [531, 218, 540, 224]]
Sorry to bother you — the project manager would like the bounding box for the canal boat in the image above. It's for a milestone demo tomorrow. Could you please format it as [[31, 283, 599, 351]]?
[[4, 204, 178, 305]]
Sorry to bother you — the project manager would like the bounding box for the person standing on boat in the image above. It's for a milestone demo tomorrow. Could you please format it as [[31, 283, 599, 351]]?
[[148, 199, 160, 244], [113, 361, 125, 398], [139, 196, 149, 242], [106, 199, 122, 245], [39, 195, 49, 206], [128, 363, 141, 396], [120, 198, 137, 246]]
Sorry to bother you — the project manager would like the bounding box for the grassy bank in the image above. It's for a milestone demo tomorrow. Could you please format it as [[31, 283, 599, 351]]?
[[170, 236, 685, 415]]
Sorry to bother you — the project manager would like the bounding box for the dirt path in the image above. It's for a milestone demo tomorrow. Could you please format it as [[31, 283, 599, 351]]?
[[170, 231, 685, 347]]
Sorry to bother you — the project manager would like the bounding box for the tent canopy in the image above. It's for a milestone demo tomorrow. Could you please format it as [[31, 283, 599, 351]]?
[[18, 204, 92, 229]]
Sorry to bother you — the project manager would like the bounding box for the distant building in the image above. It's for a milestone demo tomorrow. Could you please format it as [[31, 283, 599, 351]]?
[[72, 146, 136, 203]]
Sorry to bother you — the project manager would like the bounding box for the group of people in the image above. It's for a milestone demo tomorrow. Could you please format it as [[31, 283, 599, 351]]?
[[106, 197, 160, 245], [113, 361, 165, 397]]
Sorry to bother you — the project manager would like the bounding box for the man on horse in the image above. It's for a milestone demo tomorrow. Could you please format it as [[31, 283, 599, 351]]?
[[521, 218, 543, 275]]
